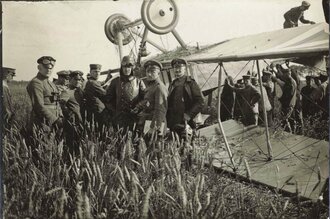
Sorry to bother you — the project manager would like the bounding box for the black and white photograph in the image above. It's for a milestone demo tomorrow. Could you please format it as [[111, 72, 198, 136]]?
[[1, 0, 329, 218]]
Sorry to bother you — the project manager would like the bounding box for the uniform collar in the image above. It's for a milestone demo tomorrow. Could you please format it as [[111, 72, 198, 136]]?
[[36, 72, 49, 80]]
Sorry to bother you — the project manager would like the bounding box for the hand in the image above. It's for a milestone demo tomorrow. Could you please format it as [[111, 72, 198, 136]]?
[[183, 113, 191, 121], [105, 70, 112, 81]]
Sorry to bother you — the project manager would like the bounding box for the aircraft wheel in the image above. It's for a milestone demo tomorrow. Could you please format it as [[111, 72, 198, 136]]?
[[141, 0, 179, 35], [104, 13, 134, 45]]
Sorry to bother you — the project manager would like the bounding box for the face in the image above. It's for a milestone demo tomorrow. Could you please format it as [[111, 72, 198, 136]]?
[[122, 63, 133, 76], [38, 64, 54, 78], [146, 66, 160, 81], [70, 76, 83, 88], [174, 64, 186, 78], [243, 79, 251, 85], [58, 76, 70, 85], [90, 69, 100, 80]]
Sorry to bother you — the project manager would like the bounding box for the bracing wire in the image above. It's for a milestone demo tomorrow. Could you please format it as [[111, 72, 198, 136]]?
[[201, 64, 220, 89]]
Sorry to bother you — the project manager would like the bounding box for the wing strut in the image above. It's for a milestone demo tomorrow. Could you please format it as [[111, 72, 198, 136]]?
[[256, 60, 273, 160], [218, 63, 236, 171]]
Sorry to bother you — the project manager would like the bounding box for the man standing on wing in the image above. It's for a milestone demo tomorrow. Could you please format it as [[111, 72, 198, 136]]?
[[283, 1, 315, 28]]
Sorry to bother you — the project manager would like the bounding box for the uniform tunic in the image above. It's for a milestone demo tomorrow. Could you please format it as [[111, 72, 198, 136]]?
[[167, 76, 204, 130], [84, 79, 106, 114], [60, 86, 84, 124], [283, 6, 311, 28], [106, 76, 146, 129], [301, 85, 316, 117], [139, 79, 168, 132], [27, 73, 63, 126]]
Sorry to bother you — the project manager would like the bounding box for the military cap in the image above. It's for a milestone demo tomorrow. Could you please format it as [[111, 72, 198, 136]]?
[[121, 55, 135, 66], [171, 58, 188, 67], [301, 1, 310, 7], [144, 59, 163, 70], [37, 56, 56, 65], [242, 75, 251, 80], [90, 64, 102, 71], [57, 70, 70, 77], [2, 67, 16, 77], [70, 70, 84, 77]]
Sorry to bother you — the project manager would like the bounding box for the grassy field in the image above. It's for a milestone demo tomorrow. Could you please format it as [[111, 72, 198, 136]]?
[[2, 81, 328, 218]]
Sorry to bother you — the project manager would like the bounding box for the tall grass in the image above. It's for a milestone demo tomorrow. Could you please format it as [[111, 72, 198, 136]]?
[[2, 81, 328, 218]]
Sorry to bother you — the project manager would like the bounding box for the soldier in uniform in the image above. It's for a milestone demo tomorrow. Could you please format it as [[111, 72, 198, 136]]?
[[283, 1, 315, 29], [60, 70, 85, 155], [106, 56, 146, 132], [166, 58, 204, 139], [228, 75, 261, 126], [2, 67, 16, 130], [135, 60, 168, 138], [84, 64, 108, 130], [54, 70, 70, 94], [301, 75, 316, 118], [27, 56, 63, 131], [233, 79, 244, 121], [272, 68, 297, 133], [221, 77, 235, 121]]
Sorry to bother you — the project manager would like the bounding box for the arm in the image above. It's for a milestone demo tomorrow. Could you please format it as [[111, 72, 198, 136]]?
[[105, 79, 117, 112], [151, 86, 168, 130], [28, 81, 58, 125], [299, 12, 313, 24], [186, 80, 204, 119], [92, 81, 107, 97]]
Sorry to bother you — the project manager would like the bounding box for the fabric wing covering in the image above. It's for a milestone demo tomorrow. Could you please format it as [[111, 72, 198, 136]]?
[[178, 23, 329, 64]]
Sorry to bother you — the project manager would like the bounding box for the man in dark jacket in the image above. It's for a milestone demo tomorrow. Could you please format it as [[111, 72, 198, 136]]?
[[27, 56, 63, 131], [84, 64, 108, 130], [2, 67, 16, 130], [283, 1, 315, 28], [301, 75, 316, 118], [167, 58, 204, 139], [106, 56, 146, 132], [60, 70, 85, 156]]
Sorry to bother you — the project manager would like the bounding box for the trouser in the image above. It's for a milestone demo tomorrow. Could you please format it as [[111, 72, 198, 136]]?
[[283, 21, 297, 29], [281, 106, 294, 133]]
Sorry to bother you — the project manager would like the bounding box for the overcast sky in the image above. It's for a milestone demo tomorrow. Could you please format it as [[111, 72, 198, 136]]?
[[2, 0, 326, 81]]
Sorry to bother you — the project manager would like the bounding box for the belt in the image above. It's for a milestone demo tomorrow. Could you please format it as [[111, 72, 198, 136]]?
[[44, 104, 60, 110]]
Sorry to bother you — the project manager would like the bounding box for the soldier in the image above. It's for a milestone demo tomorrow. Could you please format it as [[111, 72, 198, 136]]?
[[27, 56, 63, 131], [233, 79, 244, 121], [272, 68, 297, 133], [283, 1, 315, 29], [221, 77, 235, 121], [54, 70, 70, 94], [84, 64, 108, 130], [106, 56, 146, 132], [60, 70, 85, 155], [228, 75, 261, 126], [2, 67, 16, 129], [136, 60, 168, 138], [301, 75, 316, 118], [166, 58, 204, 139]]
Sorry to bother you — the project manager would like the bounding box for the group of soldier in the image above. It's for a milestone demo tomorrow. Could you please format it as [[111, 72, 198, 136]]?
[[3, 55, 204, 156], [221, 62, 329, 134]]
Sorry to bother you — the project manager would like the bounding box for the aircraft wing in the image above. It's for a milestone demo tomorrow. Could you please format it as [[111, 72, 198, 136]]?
[[154, 23, 329, 64]]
